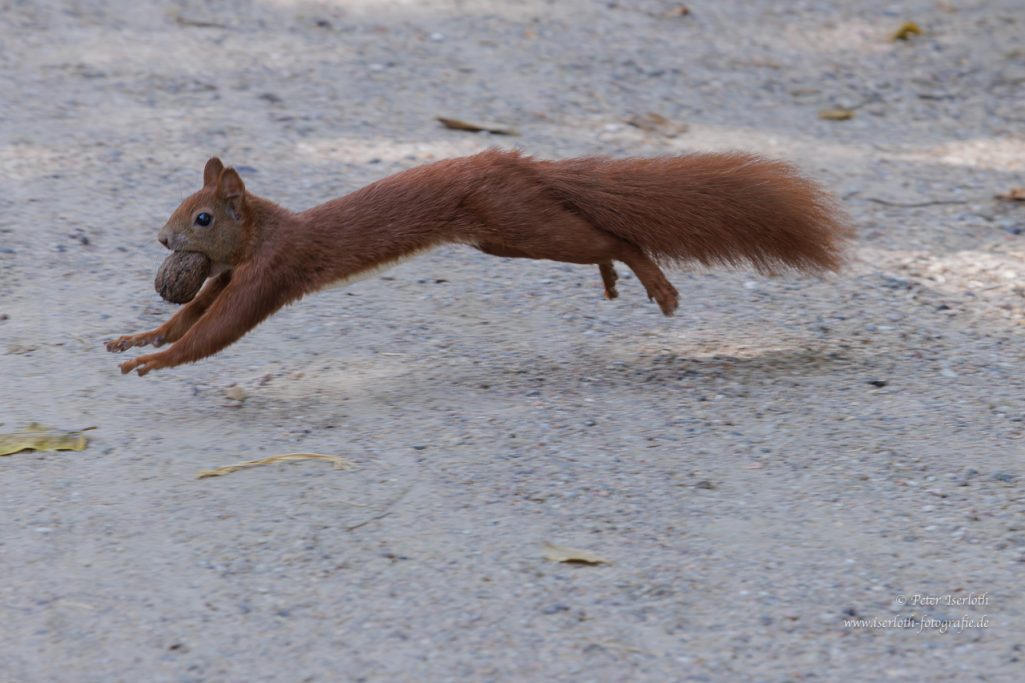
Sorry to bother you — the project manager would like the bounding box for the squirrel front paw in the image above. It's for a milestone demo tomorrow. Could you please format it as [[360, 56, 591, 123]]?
[[119, 352, 170, 376], [106, 332, 165, 353]]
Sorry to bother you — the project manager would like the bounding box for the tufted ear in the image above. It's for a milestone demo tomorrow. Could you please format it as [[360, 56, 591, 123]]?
[[217, 167, 246, 202], [203, 157, 225, 187]]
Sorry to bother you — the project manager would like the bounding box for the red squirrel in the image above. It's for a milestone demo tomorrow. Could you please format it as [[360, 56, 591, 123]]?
[[107, 149, 851, 376]]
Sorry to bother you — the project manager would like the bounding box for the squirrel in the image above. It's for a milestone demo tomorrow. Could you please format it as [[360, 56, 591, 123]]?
[[107, 149, 851, 376]]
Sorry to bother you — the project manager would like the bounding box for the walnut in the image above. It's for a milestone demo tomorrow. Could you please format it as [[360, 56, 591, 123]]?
[[154, 251, 212, 304]]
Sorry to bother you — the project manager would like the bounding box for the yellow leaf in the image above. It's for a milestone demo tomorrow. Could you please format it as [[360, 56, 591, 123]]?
[[543, 541, 610, 566], [892, 21, 923, 41], [436, 116, 518, 136], [819, 108, 855, 121], [0, 423, 91, 456]]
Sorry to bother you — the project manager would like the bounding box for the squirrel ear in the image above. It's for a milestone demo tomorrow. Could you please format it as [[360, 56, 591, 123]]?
[[217, 168, 246, 202], [203, 157, 225, 186]]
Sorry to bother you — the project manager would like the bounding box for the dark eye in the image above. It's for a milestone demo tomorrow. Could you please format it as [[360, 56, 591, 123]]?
[[195, 212, 212, 227]]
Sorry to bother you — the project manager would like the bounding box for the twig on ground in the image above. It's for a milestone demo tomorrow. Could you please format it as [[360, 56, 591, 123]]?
[[172, 14, 228, 29], [197, 453, 356, 479], [865, 197, 969, 208], [346, 484, 414, 531]]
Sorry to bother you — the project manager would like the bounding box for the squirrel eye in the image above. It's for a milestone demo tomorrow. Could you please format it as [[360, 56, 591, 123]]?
[[195, 212, 212, 227]]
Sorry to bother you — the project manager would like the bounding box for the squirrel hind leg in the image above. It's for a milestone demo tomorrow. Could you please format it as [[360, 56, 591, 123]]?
[[611, 243, 679, 316], [480, 214, 678, 315], [599, 262, 619, 299]]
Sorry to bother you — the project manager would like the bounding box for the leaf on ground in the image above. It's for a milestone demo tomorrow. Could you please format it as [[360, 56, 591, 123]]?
[[197, 453, 356, 479], [625, 112, 688, 138], [0, 423, 92, 456], [995, 187, 1025, 202], [818, 108, 855, 121], [169, 10, 229, 29], [661, 5, 691, 17], [436, 116, 518, 135], [892, 21, 923, 41], [543, 541, 610, 566], [588, 640, 654, 655]]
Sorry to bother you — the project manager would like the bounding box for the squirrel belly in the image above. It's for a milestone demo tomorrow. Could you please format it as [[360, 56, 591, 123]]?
[[107, 150, 852, 376], [317, 247, 440, 292]]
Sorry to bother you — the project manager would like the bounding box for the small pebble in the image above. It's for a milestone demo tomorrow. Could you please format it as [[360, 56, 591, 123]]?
[[225, 385, 247, 402]]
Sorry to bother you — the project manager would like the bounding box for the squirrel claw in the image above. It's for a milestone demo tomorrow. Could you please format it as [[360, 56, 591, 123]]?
[[644, 285, 679, 316], [106, 333, 165, 353], [118, 357, 145, 374], [120, 352, 168, 376], [106, 338, 130, 353], [107, 336, 144, 353]]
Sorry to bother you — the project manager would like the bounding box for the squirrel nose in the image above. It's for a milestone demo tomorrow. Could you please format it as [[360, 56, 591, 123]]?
[[159, 235, 170, 249]]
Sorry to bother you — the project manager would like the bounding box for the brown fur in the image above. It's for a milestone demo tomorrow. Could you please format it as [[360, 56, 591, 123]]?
[[107, 150, 851, 375]]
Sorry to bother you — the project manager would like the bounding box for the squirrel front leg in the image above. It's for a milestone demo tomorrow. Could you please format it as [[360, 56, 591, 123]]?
[[106, 270, 233, 353], [118, 265, 298, 376]]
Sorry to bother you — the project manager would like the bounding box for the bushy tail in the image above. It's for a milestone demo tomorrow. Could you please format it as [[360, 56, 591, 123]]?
[[536, 153, 852, 273]]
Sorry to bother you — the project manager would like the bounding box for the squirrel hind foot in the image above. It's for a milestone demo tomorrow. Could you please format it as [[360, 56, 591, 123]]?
[[653, 283, 679, 316]]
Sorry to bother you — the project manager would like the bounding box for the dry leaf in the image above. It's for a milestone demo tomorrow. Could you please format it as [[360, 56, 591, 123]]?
[[169, 10, 228, 29], [892, 21, 923, 41], [543, 541, 609, 566], [0, 423, 92, 456], [197, 453, 356, 479], [625, 112, 688, 138], [818, 108, 855, 121], [995, 187, 1025, 202], [437, 116, 518, 136], [662, 5, 690, 17], [588, 640, 653, 655]]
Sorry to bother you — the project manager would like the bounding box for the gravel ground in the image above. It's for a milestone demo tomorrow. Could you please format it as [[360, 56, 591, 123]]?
[[2, 1, 1024, 681]]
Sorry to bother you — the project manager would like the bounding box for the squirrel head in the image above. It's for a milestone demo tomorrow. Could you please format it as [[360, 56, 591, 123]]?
[[157, 157, 255, 266]]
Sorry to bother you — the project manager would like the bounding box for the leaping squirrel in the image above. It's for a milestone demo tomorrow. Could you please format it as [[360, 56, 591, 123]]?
[[107, 150, 851, 376]]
